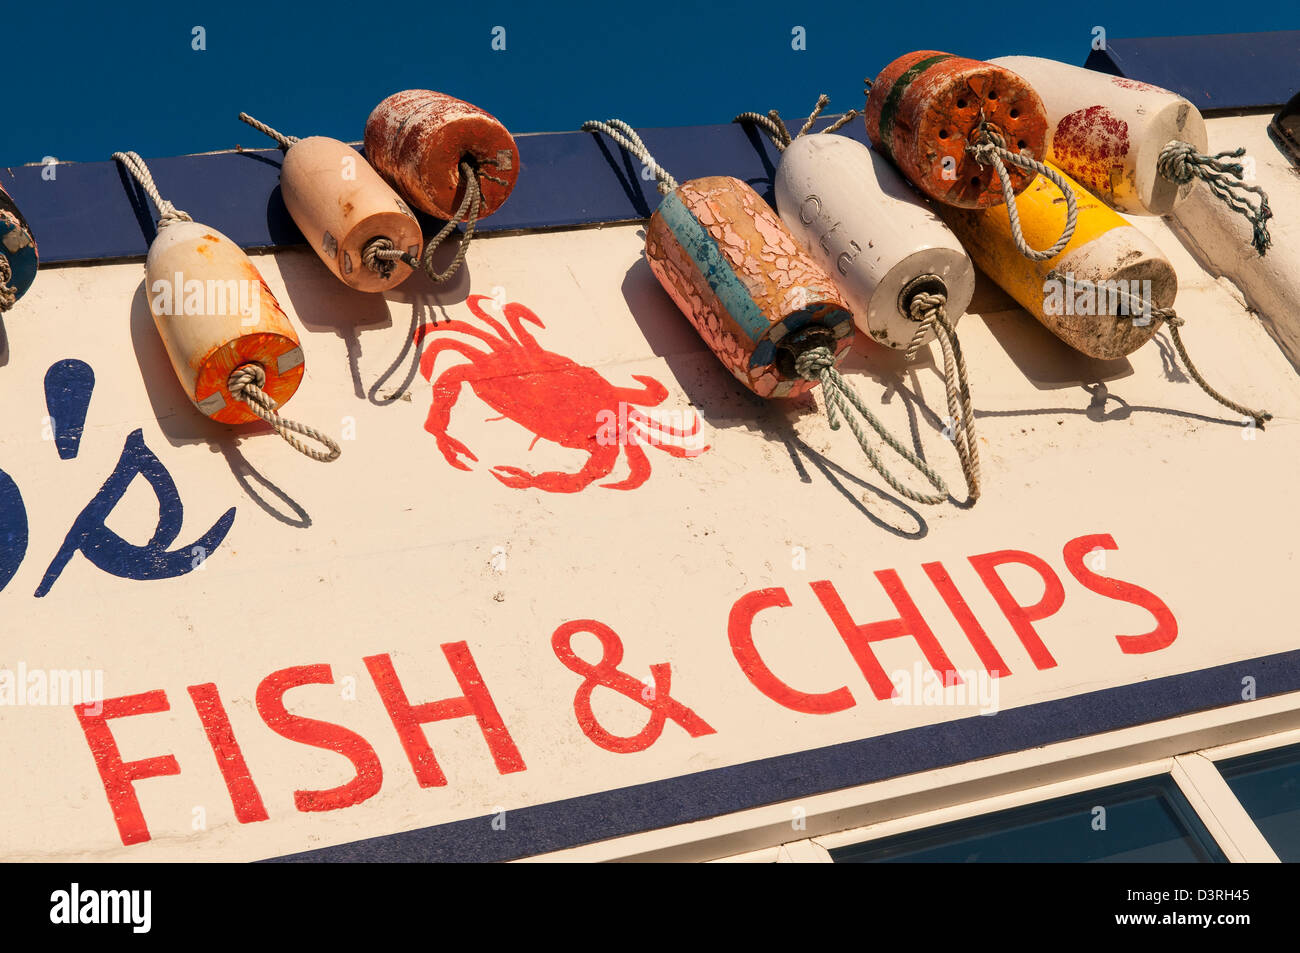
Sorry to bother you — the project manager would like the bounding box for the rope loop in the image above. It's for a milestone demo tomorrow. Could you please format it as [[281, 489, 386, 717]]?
[[111, 151, 193, 229], [228, 364, 342, 462], [365, 161, 482, 284], [236, 112, 300, 151], [794, 346, 949, 505], [1043, 269, 1271, 429], [967, 125, 1077, 262], [581, 119, 679, 195], [904, 290, 981, 501], [1157, 141, 1272, 256]]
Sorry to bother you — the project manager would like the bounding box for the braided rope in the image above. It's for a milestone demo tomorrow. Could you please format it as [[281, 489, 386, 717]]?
[[794, 346, 948, 505], [733, 95, 859, 152], [236, 112, 300, 150], [111, 152, 194, 228], [228, 364, 341, 462], [0, 256, 16, 312], [581, 119, 679, 195], [1157, 141, 1272, 256], [371, 160, 481, 283], [906, 292, 980, 501], [1045, 269, 1271, 428], [967, 127, 1077, 262]]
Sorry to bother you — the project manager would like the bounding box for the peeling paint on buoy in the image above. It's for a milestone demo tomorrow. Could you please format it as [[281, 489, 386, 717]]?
[[0, 183, 38, 303], [364, 90, 519, 220], [865, 51, 1049, 209], [645, 176, 854, 398]]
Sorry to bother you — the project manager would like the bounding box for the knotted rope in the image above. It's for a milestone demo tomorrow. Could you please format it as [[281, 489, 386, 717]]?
[[1157, 141, 1272, 256], [795, 347, 949, 505], [733, 94, 859, 152], [369, 160, 482, 284], [581, 119, 679, 194], [904, 288, 980, 501], [236, 112, 300, 150], [0, 256, 16, 313], [1045, 269, 1270, 429], [111, 151, 194, 228], [967, 124, 1077, 262], [228, 364, 341, 462]]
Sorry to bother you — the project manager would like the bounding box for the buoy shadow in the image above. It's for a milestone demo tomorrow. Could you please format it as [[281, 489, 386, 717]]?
[[127, 281, 315, 526], [616, 259, 943, 532], [978, 305, 1136, 390]]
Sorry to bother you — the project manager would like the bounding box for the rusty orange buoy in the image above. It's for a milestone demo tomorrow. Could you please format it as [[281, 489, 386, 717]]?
[[364, 90, 519, 221], [0, 183, 38, 310], [865, 51, 1049, 209]]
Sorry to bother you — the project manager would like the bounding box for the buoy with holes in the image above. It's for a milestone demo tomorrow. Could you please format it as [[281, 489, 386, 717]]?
[[937, 158, 1270, 427], [864, 51, 1078, 263], [736, 95, 980, 499], [0, 183, 38, 313], [237, 113, 422, 292], [582, 118, 951, 506], [111, 151, 341, 462], [362, 91, 519, 284], [988, 56, 1272, 255]]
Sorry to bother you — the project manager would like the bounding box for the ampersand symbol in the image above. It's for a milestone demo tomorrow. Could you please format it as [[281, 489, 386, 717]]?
[[552, 620, 715, 753]]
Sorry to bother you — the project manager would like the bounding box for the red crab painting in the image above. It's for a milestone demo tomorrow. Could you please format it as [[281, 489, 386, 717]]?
[[418, 294, 706, 492]]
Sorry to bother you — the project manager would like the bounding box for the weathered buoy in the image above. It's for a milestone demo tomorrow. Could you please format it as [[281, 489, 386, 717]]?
[[938, 159, 1269, 426], [0, 183, 38, 311], [145, 221, 305, 423], [988, 56, 1272, 256], [865, 51, 1049, 209], [113, 151, 340, 461], [738, 96, 981, 500], [646, 174, 855, 398], [238, 114, 422, 292], [364, 90, 519, 220], [773, 133, 976, 351], [937, 159, 1172, 359], [583, 118, 949, 505]]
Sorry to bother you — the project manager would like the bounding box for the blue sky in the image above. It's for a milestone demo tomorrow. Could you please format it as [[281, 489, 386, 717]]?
[[3, 0, 1297, 167]]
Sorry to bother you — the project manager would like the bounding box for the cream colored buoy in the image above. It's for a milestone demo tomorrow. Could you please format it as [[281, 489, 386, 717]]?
[[989, 57, 1272, 255], [238, 115, 422, 292], [113, 151, 340, 461], [773, 133, 976, 351], [989, 56, 1205, 216]]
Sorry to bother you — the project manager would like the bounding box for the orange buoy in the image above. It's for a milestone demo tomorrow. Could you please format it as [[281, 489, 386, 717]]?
[[239, 115, 422, 292], [113, 151, 339, 460], [145, 221, 304, 424], [865, 51, 1049, 209], [0, 184, 38, 310], [364, 90, 519, 220]]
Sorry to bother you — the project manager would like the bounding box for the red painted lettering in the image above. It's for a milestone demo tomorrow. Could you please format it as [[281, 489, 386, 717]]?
[[187, 682, 269, 824], [1063, 533, 1178, 654], [968, 550, 1066, 669]]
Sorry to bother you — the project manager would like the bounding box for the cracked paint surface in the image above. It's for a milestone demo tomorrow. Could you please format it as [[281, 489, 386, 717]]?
[[365, 90, 519, 220], [645, 176, 852, 398]]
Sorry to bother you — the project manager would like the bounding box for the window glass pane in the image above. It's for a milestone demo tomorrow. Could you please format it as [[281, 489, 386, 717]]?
[[1217, 742, 1300, 862], [830, 776, 1226, 863]]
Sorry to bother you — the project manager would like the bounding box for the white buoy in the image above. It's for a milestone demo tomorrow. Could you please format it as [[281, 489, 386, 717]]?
[[774, 133, 976, 351], [989, 55, 1207, 217]]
